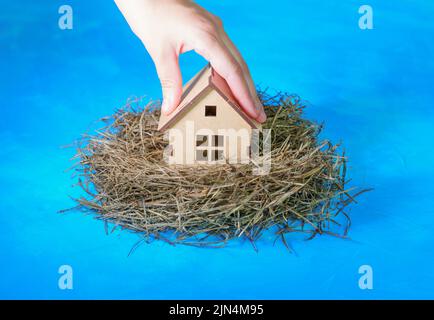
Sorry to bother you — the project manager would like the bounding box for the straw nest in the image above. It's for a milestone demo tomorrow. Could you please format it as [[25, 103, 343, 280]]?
[[68, 91, 366, 250]]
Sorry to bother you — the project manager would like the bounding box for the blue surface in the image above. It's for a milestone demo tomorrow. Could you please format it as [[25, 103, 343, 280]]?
[[1, 0, 434, 299]]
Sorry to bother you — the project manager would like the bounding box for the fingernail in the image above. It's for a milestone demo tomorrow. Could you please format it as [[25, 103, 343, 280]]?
[[255, 99, 266, 122], [162, 92, 173, 115], [257, 110, 267, 123]]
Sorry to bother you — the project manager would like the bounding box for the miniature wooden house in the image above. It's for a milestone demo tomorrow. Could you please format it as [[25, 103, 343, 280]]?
[[158, 64, 261, 165]]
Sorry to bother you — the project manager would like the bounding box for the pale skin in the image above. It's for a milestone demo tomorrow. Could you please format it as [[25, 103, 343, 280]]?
[[114, 0, 266, 123]]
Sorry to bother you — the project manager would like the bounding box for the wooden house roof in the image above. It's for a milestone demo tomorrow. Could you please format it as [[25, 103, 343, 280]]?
[[158, 64, 261, 131]]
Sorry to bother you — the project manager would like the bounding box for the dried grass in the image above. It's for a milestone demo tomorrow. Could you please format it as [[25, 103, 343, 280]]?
[[66, 91, 368, 250]]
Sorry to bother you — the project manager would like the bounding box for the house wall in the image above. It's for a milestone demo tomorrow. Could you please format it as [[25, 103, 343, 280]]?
[[167, 89, 253, 165]]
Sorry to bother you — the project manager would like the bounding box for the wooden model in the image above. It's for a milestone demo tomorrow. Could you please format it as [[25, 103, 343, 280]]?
[[158, 64, 261, 165]]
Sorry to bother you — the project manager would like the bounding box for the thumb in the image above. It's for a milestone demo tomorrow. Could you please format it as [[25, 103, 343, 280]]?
[[152, 49, 182, 115]]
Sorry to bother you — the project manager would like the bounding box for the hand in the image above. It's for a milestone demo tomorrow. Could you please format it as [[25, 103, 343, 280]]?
[[114, 0, 266, 123]]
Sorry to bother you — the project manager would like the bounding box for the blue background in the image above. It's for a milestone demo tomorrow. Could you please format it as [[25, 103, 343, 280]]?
[[1, 0, 433, 299]]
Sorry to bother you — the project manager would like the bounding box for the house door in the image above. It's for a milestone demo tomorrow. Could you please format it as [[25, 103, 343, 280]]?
[[195, 134, 225, 162]]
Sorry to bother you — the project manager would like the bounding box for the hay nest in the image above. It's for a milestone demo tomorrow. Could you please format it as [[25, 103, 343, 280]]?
[[68, 91, 366, 250]]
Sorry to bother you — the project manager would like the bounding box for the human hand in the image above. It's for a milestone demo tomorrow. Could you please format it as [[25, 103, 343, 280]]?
[[114, 0, 266, 123]]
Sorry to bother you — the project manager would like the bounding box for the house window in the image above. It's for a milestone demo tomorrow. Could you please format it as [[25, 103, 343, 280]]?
[[196, 149, 208, 161], [205, 105, 216, 117], [195, 134, 224, 162], [212, 135, 223, 147], [196, 135, 208, 147], [212, 150, 224, 161]]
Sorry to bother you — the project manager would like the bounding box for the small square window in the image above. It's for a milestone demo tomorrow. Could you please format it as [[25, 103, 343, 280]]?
[[196, 135, 208, 147], [212, 135, 224, 147], [205, 105, 216, 117], [196, 149, 208, 161]]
